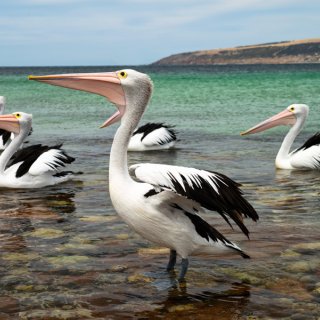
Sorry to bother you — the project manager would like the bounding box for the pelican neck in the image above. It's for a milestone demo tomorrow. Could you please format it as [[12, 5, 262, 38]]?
[[109, 116, 137, 182], [275, 114, 306, 166], [0, 130, 26, 173]]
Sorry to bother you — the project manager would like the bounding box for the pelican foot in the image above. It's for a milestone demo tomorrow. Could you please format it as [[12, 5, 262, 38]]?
[[166, 249, 177, 271], [178, 258, 189, 281]]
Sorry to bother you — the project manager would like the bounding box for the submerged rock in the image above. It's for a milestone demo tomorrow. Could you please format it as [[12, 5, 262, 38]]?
[[292, 242, 320, 251], [215, 267, 262, 285], [285, 261, 311, 273], [2, 252, 39, 262], [18, 307, 93, 320], [110, 264, 128, 272], [116, 233, 129, 240], [127, 273, 153, 283], [46, 255, 90, 269], [168, 303, 195, 313], [79, 215, 116, 223], [95, 273, 126, 285], [285, 259, 320, 274], [138, 248, 170, 256], [265, 278, 313, 301], [280, 249, 301, 258], [313, 283, 320, 297], [25, 228, 65, 239]]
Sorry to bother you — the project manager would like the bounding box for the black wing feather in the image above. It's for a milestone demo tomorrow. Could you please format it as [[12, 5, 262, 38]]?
[[171, 203, 250, 258], [133, 122, 177, 143], [168, 171, 258, 238], [8, 144, 75, 178], [294, 132, 320, 153], [0, 129, 11, 146]]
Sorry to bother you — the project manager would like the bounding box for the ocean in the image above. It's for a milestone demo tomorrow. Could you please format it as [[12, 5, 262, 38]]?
[[0, 64, 319, 319]]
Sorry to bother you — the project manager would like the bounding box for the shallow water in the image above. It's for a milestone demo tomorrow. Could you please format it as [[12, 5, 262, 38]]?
[[0, 65, 319, 319]]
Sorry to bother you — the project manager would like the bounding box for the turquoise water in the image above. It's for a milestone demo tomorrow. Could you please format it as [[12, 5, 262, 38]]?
[[0, 64, 319, 319]]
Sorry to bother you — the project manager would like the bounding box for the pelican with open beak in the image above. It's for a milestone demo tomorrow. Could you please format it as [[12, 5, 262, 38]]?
[[241, 104, 320, 169], [29, 69, 258, 281]]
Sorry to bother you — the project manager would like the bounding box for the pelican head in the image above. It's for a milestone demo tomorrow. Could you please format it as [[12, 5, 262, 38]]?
[[0, 112, 32, 134], [29, 69, 153, 128], [0, 96, 5, 114], [241, 104, 309, 136]]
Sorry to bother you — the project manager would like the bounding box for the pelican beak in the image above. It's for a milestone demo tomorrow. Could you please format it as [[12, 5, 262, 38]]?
[[241, 108, 296, 136], [29, 72, 126, 128], [0, 114, 20, 134]]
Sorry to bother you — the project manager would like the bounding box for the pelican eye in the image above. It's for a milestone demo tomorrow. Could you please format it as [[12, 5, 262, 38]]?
[[118, 71, 128, 79], [289, 106, 295, 112], [14, 113, 21, 119]]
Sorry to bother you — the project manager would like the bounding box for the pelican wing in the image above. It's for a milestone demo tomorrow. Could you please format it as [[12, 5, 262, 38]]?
[[291, 147, 320, 169], [291, 132, 320, 169], [9, 144, 74, 177], [130, 163, 258, 238], [133, 123, 177, 146]]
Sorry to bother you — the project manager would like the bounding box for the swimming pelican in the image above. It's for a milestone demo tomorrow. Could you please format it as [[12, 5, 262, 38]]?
[[0, 112, 75, 188], [241, 104, 320, 170], [29, 69, 258, 280], [0, 96, 11, 150], [128, 122, 177, 151]]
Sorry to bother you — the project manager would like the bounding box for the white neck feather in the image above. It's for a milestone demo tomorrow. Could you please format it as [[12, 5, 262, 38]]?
[[108, 74, 152, 198], [275, 114, 306, 169], [109, 98, 146, 185]]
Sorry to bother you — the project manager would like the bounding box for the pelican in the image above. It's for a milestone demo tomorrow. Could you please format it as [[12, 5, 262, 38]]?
[[0, 112, 75, 188], [241, 104, 320, 170], [128, 122, 177, 151], [0, 96, 11, 150], [29, 69, 258, 280]]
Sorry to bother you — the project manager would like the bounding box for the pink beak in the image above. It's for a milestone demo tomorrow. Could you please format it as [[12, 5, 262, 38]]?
[[29, 72, 126, 128], [241, 108, 296, 136], [0, 114, 20, 134]]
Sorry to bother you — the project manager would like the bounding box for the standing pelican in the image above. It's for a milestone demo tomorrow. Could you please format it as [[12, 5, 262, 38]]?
[[29, 69, 258, 280], [0, 96, 11, 150], [128, 122, 177, 151], [0, 112, 75, 188], [241, 104, 320, 170]]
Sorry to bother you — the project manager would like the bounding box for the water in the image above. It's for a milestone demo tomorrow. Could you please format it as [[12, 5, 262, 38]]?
[[0, 64, 319, 319]]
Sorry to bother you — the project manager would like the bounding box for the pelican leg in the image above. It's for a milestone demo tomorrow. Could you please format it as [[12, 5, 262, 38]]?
[[166, 249, 177, 271], [178, 258, 189, 280]]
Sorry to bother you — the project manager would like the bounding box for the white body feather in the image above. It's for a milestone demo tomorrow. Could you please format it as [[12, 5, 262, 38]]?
[[0, 161, 71, 188], [287, 145, 320, 169], [110, 175, 241, 258]]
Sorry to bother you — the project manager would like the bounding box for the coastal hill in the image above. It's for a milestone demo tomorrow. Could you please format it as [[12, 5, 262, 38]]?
[[153, 39, 320, 65]]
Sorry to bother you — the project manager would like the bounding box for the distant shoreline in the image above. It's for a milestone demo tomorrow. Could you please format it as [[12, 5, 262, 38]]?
[[152, 38, 320, 65]]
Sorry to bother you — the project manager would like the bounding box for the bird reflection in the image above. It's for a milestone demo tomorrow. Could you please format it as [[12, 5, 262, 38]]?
[[0, 185, 79, 254], [0, 184, 79, 213], [137, 281, 251, 319], [275, 168, 320, 185]]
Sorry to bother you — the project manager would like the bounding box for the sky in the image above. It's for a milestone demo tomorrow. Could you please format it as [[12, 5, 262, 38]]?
[[0, 0, 319, 66]]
